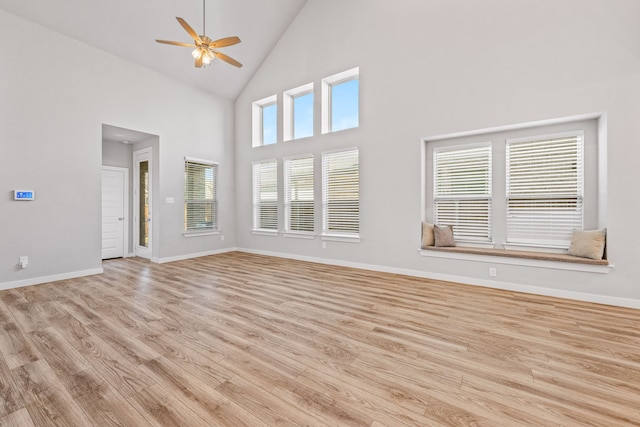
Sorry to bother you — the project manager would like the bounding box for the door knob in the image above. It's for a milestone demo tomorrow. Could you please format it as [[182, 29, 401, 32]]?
[[118, 217, 124, 221]]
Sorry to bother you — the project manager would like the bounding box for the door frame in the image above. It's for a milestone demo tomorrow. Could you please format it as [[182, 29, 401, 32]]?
[[133, 147, 153, 259], [101, 166, 130, 259]]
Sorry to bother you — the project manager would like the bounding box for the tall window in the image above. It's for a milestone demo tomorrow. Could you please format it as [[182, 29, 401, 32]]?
[[252, 159, 278, 231], [284, 83, 314, 141], [434, 145, 492, 242], [506, 132, 583, 248], [184, 159, 218, 232], [322, 67, 359, 134], [322, 148, 359, 237], [284, 155, 314, 233], [252, 95, 277, 147]]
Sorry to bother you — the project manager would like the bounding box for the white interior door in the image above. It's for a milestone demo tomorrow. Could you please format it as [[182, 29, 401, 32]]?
[[102, 167, 128, 259], [133, 148, 152, 259]]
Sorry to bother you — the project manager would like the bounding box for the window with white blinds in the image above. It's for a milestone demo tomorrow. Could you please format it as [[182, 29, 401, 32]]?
[[506, 132, 583, 248], [284, 155, 314, 233], [322, 148, 359, 236], [433, 145, 492, 242], [252, 159, 278, 231], [184, 159, 218, 232]]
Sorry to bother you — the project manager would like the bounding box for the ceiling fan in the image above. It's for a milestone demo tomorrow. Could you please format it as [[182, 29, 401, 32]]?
[[156, 0, 242, 69]]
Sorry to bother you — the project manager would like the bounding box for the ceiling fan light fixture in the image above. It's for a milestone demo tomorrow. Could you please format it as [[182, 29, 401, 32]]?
[[156, 0, 242, 69]]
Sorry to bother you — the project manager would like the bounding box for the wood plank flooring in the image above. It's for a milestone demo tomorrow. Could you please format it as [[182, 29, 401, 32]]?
[[0, 251, 639, 426]]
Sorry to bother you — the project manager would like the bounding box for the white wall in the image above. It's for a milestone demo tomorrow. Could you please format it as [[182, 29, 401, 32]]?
[[0, 10, 235, 287], [234, 0, 640, 306]]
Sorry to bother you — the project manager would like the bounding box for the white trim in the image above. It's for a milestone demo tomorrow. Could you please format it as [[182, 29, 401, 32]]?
[[153, 247, 237, 264], [597, 113, 608, 228], [283, 232, 316, 240], [418, 249, 612, 274], [133, 147, 153, 259], [283, 82, 314, 141], [184, 157, 219, 166], [252, 94, 278, 147], [422, 112, 604, 143], [0, 268, 103, 292], [183, 230, 220, 238], [251, 229, 279, 236], [236, 248, 636, 309], [321, 67, 359, 134]]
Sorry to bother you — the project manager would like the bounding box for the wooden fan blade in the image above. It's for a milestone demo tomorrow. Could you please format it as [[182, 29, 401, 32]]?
[[210, 36, 241, 48], [195, 55, 204, 68], [176, 17, 202, 44], [155, 39, 196, 48], [212, 51, 243, 68]]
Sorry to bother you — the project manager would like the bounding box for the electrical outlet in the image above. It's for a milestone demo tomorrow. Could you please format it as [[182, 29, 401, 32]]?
[[19, 256, 28, 269], [489, 267, 497, 277], [221, 235, 225, 241]]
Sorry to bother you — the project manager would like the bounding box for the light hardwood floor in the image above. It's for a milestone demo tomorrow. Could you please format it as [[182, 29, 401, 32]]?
[[0, 252, 639, 426]]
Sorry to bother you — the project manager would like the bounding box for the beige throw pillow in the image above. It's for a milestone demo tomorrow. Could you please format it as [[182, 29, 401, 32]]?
[[434, 225, 456, 247], [567, 229, 606, 260], [421, 222, 435, 248]]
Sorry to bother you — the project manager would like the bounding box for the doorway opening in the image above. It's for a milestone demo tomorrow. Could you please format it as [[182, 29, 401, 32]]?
[[102, 124, 159, 261]]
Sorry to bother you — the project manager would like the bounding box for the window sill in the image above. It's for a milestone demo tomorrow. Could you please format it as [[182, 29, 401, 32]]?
[[283, 232, 316, 240], [321, 234, 361, 243], [419, 246, 612, 274], [183, 230, 220, 238], [252, 229, 279, 237]]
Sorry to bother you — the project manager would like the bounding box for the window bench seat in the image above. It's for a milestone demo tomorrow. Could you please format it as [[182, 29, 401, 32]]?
[[420, 246, 611, 274], [422, 246, 608, 265]]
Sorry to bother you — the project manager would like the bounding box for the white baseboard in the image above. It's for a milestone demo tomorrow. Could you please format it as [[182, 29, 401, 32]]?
[[153, 247, 238, 264], [3, 249, 637, 310], [237, 247, 640, 309], [0, 268, 104, 292]]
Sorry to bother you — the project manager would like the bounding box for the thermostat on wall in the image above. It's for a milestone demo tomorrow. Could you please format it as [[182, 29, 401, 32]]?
[[14, 190, 35, 201]]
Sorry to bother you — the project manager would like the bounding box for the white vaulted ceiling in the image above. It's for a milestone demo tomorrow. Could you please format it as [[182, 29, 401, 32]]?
[[0, 0, 307, 100]]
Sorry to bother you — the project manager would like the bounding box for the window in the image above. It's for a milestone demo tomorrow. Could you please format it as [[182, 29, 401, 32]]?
[[252, 159, 278, 231], [322, 67, 359, 134], [424, 116, 600, 252], [184, 159, 218, 233], [252, 95, 277, 147], [284, 83, 314, 141], [322, 148, 359, 238], [506, 132, 583, 248], [434, 145, 492, 242], [284, 155, 314, 234]]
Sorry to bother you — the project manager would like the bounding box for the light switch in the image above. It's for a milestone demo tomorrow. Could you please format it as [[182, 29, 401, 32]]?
[[165, 197, 174, 204]]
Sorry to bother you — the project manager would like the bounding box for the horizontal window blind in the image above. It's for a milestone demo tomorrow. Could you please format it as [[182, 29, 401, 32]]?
[[506, 133, 583, 248], [322, 148, 359, 235], [252, 160, 278, 230], [184, 160, 217, 232], [434, 146, 492, 241], [284, 156, 314, 233]]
